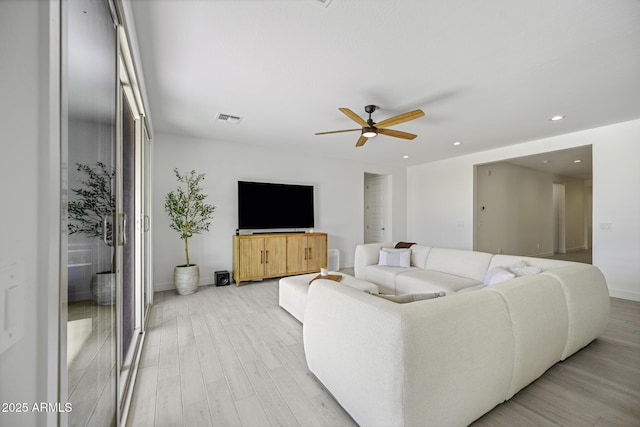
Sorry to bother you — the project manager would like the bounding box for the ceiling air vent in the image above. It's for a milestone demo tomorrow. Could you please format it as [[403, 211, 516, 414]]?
[[216, 113, 243, 124], [311, 0, 333, 8]]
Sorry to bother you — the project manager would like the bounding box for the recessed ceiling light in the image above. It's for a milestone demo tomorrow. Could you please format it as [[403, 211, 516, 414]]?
[[574, 159, 582, 163], [403, 155, 409, 159], [543, 160, 551, 164], [550, 115, 565, 121], [453, 141, 462, 146]]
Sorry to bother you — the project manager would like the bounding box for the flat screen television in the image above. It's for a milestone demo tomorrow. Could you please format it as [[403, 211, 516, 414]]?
[[238, 181, 315, 230]]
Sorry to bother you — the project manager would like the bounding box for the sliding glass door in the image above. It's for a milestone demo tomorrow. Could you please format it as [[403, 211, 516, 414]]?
[[64, 1, 118, 425], [62, 1, 151, 425]]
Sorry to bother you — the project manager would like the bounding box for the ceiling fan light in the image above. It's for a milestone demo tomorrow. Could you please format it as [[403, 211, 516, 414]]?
[[362, 127, 377, 138]]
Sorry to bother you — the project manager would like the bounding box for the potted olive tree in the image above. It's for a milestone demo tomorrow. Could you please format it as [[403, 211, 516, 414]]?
[[68, 162, 116, 305], [165, 168, 215, 295]]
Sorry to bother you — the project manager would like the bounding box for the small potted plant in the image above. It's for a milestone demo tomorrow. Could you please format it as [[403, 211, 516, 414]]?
[[165, 168, 215, 295], [68, 162, 116, 305]]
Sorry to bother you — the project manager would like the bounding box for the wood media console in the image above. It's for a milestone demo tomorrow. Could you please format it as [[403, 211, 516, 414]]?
[[232, 232, 327, 286]]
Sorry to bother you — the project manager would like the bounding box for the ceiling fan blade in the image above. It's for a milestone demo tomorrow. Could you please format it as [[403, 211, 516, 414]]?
[[355, 135, 368, 147], [315, 128, 361, 135], [377, 128, 418, 140], [339, 108, 369, 127], [374, 109, 425, 129]]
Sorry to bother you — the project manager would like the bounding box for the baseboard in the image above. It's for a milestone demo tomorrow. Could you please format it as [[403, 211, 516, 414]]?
[[565, 246, 587, 253], [609, 288, 640, 302], [533, 251, 554, 258], [154, 275, 216, 293]]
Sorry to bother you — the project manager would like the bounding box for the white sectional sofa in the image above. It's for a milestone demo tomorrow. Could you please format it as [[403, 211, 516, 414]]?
[[354, 242, 591, 294], [303, 243, 610, 427]]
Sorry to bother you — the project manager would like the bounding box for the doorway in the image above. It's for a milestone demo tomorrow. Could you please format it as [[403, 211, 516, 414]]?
[[553, 183, 566, 253], [473, 145, 592, 263]]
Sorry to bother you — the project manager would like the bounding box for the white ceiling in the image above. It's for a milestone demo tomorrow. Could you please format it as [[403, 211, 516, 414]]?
[[129, 0, 640, 168], [502, 145, 593, 180]]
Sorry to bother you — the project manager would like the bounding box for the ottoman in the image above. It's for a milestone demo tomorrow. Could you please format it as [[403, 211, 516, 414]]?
[[279, 272, 379, 323]]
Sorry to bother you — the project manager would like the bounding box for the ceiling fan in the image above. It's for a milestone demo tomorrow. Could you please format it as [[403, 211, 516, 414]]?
[[315, 105, 425, 147]]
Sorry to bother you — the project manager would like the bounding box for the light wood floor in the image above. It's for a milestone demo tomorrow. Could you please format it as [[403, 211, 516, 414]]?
[[67, 300, 116, 426], [127, 278, 640, 427]]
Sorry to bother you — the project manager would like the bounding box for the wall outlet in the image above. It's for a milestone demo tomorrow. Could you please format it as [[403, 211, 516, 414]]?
[[600, 222, 613, 232]]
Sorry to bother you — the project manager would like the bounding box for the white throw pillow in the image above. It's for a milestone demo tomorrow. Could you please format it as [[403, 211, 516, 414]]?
[[508, 260, 543, 277], [378, 248, 411, 268], [484, 266, 515, 286]]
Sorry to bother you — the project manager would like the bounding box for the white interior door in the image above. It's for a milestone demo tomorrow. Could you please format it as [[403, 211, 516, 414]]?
[[364, 174, 390, 243]]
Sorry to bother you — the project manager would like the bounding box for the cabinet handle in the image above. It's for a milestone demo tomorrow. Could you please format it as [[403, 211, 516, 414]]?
[[304, 248, 308, 260], [265, 250, 269, 264], [308, 247, 312, 259], [261, 250, 264, 264]]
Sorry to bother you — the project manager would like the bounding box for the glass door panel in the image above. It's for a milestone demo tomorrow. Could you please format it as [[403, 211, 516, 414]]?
[[143, 124, 152, 314], [65, 0, 117, 425], [121, 93, 136, 364], [117, 66, 146, 415]]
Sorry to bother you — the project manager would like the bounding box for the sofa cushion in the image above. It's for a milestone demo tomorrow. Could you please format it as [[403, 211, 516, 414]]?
[[364, 265, 419, 294], [485, 274, 569, 399], [409, 245, 432, 269], [425, 248, 493, 282], [354, 242, 395, 279], [541, 265, 610, 360], [378, 248, 411, 268], [396, 269, 482, 294]]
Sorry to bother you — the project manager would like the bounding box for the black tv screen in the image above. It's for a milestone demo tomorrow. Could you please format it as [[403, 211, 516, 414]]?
[[238, 181, 315, 230]]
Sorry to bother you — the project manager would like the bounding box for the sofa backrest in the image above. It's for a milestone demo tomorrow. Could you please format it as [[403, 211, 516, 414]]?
[[425, 248, 494, 282], [409, 245, 432, 268], [354, 242, 395, 279], [489, 254, 575, 271]]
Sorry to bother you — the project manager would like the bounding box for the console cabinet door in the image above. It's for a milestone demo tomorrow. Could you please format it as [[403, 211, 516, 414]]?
[[286, 234, 327, 274], [264, 236, 287, 276], [238, 237, 265, 280], [286, 235, 308, 274], [307, 234, 328, 271]]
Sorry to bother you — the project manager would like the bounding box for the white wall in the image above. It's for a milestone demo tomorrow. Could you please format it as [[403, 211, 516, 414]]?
[[152, 132, 407, 291], [475, 162, 554, 256], [408, 119, 640, 301], [0, 1, 59, 426], [475, 160, 588, 257]]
